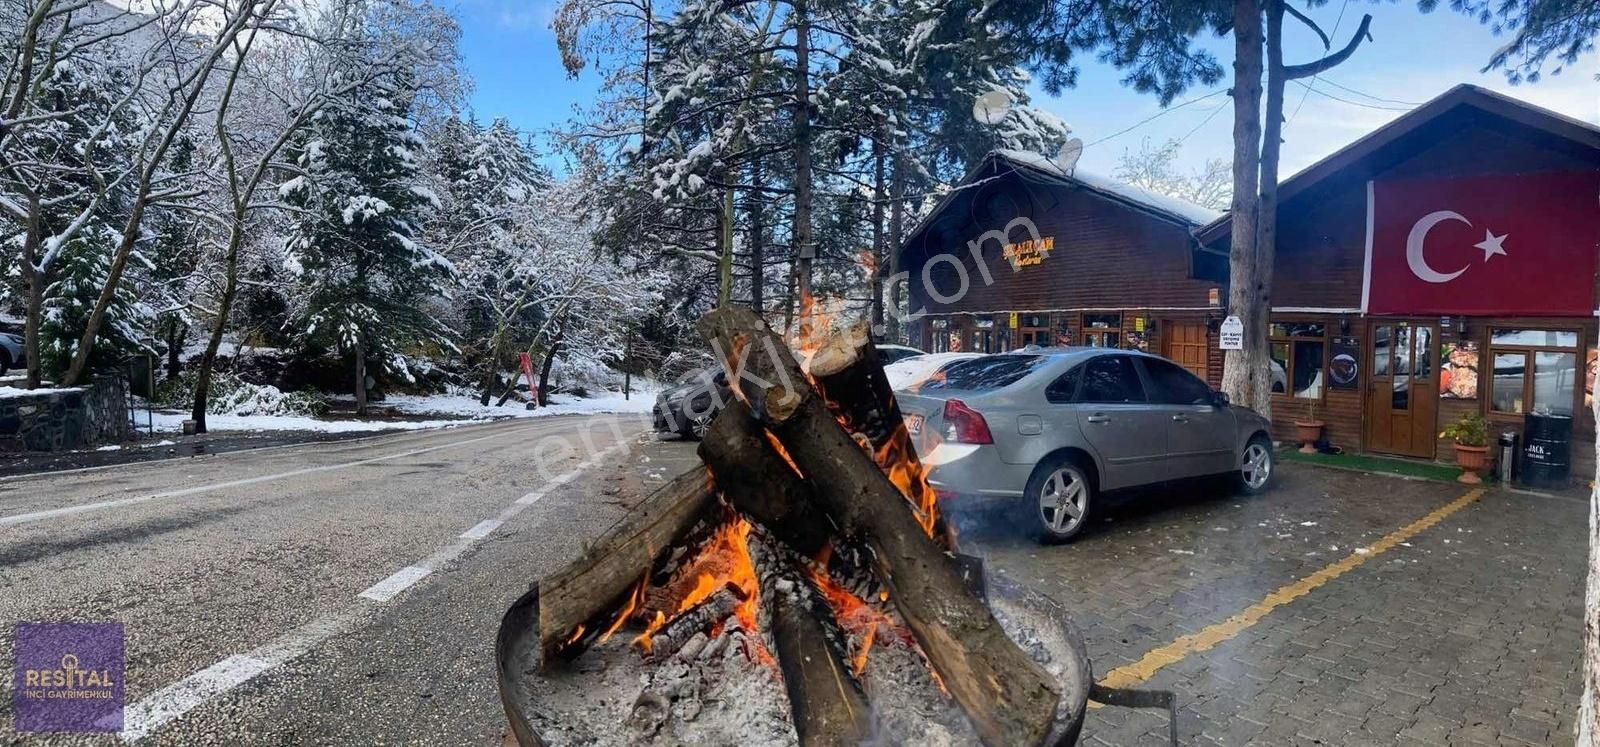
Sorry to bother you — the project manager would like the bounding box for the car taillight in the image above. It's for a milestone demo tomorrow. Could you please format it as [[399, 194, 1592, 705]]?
[[942, 399, 993, 444]]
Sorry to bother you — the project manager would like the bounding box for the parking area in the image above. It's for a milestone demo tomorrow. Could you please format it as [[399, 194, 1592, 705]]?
[[952, 463, 1586, 746], [644, 434, 1587, 746]]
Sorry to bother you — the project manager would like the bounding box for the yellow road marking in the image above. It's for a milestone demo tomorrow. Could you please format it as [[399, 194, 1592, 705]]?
[[1092, 487, 1486, 697]]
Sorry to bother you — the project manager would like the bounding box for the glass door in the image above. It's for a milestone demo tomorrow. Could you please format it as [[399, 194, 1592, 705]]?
[[1365, 320, 1438, 458]]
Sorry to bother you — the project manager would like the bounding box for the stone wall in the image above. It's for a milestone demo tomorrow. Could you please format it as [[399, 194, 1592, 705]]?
[[0, 377, 130, 452]]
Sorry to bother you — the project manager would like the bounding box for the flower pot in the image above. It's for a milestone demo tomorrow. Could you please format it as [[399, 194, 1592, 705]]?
[[1454, 443, 1489, 484], [1294, 421, 1324, 454]]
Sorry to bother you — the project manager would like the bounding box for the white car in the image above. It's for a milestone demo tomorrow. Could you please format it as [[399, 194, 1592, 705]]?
[[0, 332, 22, 376], [885, 352, 982, 390]]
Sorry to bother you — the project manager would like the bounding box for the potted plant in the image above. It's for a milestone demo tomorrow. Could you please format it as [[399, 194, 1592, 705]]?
[[1294, 400, 1324, 454], [1439, 413, 1490, 484]]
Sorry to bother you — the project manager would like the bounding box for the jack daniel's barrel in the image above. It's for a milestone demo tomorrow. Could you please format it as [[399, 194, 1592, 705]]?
[[1520, 412, 1573, 489]]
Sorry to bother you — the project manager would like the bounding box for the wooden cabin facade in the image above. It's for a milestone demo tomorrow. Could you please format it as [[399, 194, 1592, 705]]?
[[897, 85, 1600, 479], [899, 150, 1225, 385], [1194, 85, 1600, 472]]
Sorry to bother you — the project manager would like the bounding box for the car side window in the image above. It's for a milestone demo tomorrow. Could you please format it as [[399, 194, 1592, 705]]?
[[1045, 365, 1081, 404], [1142, 358, 1213, 405], [1077, 355, 1146, 403]]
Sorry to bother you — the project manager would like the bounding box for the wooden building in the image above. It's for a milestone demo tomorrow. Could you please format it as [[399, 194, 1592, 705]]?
[[898, 85, 1600, 477], [1194, 84, 1600, 469], [898, 149, 1226, 383]]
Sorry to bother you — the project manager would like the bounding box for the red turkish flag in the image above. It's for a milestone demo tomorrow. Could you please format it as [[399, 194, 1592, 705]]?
[[1364, 171, 1600, 316]]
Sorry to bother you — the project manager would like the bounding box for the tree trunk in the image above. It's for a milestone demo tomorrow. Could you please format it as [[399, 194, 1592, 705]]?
[[791, 1, 814, 328], [870, 136, 887, 334], [479, 334, 503, 406], [1221, 0, 1268, 416], [697, 307, 1062, 747], [191, 233, 244, 433], [61, 201, 148, 387], [22, 260, 44, 390], [885, 152, 906, 344], [537, 468, 717, 665], [537, 328, 563, 407], [718, 180, 735, 308], [353, 338, 368, 416], [166, 320, 183, 380], [1583, 393, 1600, 745], [749, 160, 765, 314], [1251, 0, 1287, 419]]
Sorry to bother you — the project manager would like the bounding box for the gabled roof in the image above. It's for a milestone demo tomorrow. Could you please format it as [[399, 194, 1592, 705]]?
[[900, 149, 1221, 255], [1195, 83, 1600, 245]]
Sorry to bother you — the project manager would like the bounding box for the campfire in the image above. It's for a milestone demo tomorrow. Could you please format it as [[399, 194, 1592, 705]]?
[[498, 309, 1091, 746]]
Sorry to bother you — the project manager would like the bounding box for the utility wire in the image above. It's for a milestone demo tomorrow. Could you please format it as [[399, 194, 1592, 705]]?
[[1085, 89, 1228, 148], [1288, 0, 1349, 125], [1292, 79, 1413, 111]]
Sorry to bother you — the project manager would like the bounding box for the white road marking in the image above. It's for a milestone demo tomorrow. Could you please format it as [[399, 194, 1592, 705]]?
[[357, 565, 432, 602], [117, 439, 636, 742], [1, 428, 518, 527], [122, 612, 354, 741], [460, 519, 502, 539]]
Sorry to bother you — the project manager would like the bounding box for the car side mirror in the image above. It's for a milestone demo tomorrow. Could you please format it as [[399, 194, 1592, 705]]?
[[1212, 390, 1230, 408]]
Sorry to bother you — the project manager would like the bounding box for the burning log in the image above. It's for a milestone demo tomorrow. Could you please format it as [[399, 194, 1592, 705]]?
[[806, 320, 955, 547], [697, 400, 835, 557], [747, 533, 873, 747], [699, 307, 1063, 747], [644, 583, 745, 660], [538, 468, 717, 666]]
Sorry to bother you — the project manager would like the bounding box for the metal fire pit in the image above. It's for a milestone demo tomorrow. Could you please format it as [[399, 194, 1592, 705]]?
[[495, 574, 1100, 746]]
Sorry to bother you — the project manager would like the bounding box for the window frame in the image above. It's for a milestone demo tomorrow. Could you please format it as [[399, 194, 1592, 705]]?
[[1080, 312, 1123, 349], [1269, 318, 1331, 402], [1485, 326, 1584, 418]]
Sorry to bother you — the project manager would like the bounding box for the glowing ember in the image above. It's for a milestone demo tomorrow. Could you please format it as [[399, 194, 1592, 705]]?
[[627, 515, 770, 665], [807, 544, 905, 676]]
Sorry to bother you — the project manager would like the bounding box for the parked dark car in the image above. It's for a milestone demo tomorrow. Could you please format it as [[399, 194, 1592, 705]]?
[[0, 332, 23, 376], [653, 367, 733, 439]]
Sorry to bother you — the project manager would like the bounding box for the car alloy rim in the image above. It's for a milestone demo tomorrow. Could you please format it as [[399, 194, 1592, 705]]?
[[691, 415, 712, 438], [1243, 443, 1271, 489], [1038, 467, 1086, 534]]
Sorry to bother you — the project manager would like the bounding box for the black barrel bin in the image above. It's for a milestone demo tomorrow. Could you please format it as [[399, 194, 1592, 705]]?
[[1520, 412, 1573, 489]]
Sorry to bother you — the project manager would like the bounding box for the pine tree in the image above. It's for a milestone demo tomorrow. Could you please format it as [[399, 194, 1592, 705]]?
[[281, 70, 454, 414]]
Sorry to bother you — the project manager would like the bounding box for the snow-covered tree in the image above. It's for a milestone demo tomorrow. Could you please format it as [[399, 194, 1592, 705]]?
[[281, 68, 454, 414], [1115, 138, 1231, 212]]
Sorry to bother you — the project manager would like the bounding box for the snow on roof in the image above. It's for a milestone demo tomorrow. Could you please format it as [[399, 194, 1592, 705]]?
[[992, 149, 1222, 226]]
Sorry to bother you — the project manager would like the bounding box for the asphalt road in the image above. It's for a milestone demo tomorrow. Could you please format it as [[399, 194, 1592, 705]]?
[[0, 415, 675, 745]]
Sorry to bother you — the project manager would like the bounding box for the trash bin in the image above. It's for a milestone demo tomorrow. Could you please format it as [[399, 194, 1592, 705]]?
[[1521, 412, 1573, 489], [1497, 431, 1518, 485]]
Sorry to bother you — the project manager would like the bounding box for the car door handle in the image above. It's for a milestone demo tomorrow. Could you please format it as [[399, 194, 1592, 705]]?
[[1171, 414, 1189, 423], [1085, 414, 1110, 424]]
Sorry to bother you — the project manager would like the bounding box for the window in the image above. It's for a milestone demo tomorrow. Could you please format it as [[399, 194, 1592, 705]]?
[[1081, 313, 1121, 349], [1018, 314, 1051, 348], [919, 355, 1045, 392], [1488, 328, 1579, 416], [1142, 358, 1213, 405], [1077, 355, 1145, 403], [1045, 365, 1081, 403], [1269, 322, 1327, 399]]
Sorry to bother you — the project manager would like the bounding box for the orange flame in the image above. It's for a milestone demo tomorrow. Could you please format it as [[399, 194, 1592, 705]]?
[[629, 516, 768, 664], [805, 543, 901, 678], [763, 430, 803, 477], [873, 425, 943, 540], [599, 575, 649, 643]]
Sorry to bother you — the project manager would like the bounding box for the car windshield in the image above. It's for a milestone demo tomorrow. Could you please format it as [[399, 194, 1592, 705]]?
[[916, 355, 1044, 392]]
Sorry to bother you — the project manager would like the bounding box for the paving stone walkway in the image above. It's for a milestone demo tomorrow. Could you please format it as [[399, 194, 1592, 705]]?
[[953, 463, 1586, 746]]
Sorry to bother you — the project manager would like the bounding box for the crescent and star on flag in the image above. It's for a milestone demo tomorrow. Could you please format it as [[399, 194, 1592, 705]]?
[[1404, 209, 1509, 284]]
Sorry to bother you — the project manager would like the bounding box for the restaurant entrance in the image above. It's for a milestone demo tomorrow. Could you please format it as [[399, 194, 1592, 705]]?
[[1365, 319, 1440, 458]]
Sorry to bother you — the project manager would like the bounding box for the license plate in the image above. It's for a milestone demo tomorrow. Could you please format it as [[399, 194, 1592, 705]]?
[[905, 413, 924, 436]]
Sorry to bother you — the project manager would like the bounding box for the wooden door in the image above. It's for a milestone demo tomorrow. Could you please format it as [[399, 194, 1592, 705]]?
[[1365, 320, 1439, 458], [1162, 321, 1209, 380]]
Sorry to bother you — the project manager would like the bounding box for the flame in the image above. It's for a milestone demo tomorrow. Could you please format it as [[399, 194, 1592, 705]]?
[[629, 516, 767, 663], [599, 575, 649, 643], [563, 624, 586, 646], [806, 543, 900, 678], [763, 430, 803, 477], [873, 425, 943, 539]]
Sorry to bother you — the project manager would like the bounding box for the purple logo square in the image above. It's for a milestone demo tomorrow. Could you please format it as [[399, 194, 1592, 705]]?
[[14, 623, 124, 732]]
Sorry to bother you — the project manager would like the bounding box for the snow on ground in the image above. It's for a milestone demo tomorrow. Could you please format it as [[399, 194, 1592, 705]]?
[[885, 353, 981, 390], [147, 387, 662, 434]]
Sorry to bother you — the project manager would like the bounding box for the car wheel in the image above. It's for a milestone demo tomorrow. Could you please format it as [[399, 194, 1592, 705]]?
[[686, 411, 715, 441], [1237, 435, 1274, 495], [1025, 456, 1094, 544]]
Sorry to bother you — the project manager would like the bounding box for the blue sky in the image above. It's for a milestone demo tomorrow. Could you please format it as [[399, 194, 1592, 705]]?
[[449, 0, 1598, 178]]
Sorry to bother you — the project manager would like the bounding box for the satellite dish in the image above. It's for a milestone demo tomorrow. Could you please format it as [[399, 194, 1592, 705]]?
[[972, 89, 1013, 125], [1054, 137, 1084, 173]]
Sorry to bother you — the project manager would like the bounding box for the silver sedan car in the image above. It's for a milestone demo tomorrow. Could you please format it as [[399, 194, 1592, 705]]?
[[898, 348, 1273, 543]]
